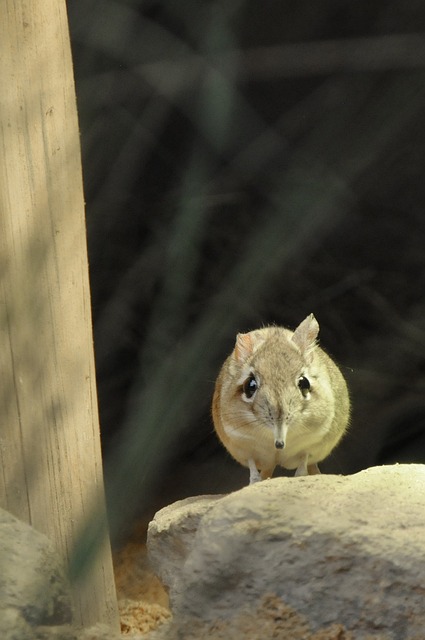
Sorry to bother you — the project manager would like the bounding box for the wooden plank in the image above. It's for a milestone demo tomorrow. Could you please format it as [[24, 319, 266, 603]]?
[[0, 0, 120, 631]]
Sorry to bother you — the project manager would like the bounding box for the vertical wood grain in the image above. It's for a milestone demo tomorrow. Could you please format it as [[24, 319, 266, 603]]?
[[0, 0, 120, 630]]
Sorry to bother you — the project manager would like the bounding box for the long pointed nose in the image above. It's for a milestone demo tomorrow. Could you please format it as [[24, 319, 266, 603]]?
[[274, 420, 288, 450]]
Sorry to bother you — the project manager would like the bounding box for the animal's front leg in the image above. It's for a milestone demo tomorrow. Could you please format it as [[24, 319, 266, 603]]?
[[248, 459, 261, 484], [295, 455, 321, 476], [295, 454, 309, 477]]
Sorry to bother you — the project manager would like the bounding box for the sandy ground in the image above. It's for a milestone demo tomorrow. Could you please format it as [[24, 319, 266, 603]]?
[[113, 520, 171, 636]]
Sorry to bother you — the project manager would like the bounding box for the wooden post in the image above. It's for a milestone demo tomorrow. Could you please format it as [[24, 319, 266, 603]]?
[[0, 0, 120, 631]]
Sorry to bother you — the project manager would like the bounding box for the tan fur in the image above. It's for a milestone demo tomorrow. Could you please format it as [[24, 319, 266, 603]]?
[[212, 314, 350, 484]]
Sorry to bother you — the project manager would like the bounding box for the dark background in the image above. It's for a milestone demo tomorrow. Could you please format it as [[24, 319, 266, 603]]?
[[67, 1, 425, 538]]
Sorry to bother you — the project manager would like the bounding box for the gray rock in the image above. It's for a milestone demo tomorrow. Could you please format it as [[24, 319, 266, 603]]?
[[147, 464, 425, 639], [0, 507, 73, 636]]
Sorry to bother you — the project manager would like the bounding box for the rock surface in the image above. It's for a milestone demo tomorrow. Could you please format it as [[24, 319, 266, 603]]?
[[0, 505, 170, 639], [0, 507, 73, 637], [147, 494, 224, 597], [147, 464, 425, 639]]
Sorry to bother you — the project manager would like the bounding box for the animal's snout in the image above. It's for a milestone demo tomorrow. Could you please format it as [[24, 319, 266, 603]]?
[[273, 417, 288, 451]]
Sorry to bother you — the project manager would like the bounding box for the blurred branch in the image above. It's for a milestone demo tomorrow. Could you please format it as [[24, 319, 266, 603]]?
[[138, 33, 425, 91], [239, 33, 425, 79]]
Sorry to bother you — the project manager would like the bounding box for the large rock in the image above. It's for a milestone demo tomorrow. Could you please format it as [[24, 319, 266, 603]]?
[[147, 464, 425, 639], [0, 507, 73, 638]]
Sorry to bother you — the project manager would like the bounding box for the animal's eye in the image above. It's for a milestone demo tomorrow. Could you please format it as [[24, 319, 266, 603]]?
[[298, 375, 311, 397], [242, 373, 258, 400]]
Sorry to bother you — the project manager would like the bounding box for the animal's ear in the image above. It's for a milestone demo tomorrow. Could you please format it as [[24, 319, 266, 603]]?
[[234, 333, 254, 363], [291, 314, 319, 360], [233, 331, 265, 363]]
